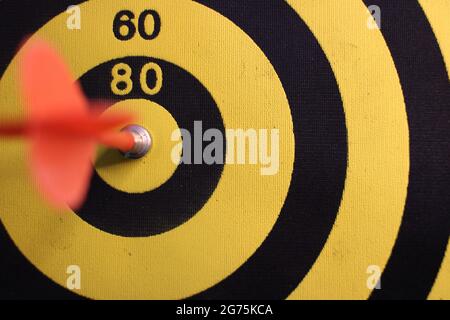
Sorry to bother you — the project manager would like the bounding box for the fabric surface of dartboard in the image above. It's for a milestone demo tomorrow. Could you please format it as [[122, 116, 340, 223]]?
[[0, 0, 448, 300]]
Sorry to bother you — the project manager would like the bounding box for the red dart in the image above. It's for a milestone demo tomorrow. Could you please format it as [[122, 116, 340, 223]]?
[[0, 39, 139, 209]]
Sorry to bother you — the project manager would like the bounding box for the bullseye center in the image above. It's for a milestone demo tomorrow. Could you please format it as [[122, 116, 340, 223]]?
[[121, 124, 153, 159], [95, 99, 180, 194]]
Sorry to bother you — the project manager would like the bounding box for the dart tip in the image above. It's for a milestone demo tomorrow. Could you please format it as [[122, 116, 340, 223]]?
[[120, 125, 153, 159]]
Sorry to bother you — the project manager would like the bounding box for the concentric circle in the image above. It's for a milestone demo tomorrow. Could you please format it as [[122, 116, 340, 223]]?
[[363, 0, 450, 300], [285, 0, 409, 299], [95, 99, 180, 194], [0, 0, 294, 299], [76, 56, 225, 237], [191, 0, 347, 299], [0, 0, 449, 300]]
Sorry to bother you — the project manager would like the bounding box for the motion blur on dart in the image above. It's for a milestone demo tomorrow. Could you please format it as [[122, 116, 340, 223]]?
[[0, 0, 449, 303], [0, 39, 150, 209]]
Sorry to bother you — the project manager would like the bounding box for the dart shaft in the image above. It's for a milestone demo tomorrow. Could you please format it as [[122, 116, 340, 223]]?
[[0, 118, 149, 157], [98, 131, 135, 153], [98, 125, 152, 158], [0, 123, 27, 136], [0, 123, 134, 152]]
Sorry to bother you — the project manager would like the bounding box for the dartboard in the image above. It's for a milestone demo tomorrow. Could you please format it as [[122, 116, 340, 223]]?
[[0, 0, 449, 300]]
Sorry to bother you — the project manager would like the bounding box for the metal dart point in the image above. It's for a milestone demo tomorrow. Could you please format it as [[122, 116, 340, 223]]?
[[120, 124, 152, 159]]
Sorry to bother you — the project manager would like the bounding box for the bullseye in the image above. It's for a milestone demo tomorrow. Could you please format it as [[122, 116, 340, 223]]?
[[94, 98, 180, 194], [0, 0, 449, 301], [120, 125, 152, 159]]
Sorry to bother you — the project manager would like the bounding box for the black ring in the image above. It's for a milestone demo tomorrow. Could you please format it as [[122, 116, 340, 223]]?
[[76, 56, 225, 237], [190, 0, 347, 299], [363, 0, 450, 300], [0, 0, 349, 299]]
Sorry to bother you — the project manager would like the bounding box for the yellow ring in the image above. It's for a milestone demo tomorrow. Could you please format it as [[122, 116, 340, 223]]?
[[0, 0, 294, 299], [95, 99, 180, 193], [286, 0, 409, 299]]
